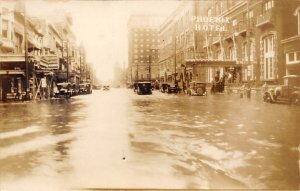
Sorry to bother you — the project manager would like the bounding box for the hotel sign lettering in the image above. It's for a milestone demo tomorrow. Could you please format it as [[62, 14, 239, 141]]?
[[192, 16, 230, 32]]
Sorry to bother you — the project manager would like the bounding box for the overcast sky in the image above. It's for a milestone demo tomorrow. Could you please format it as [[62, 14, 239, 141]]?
[[27, 0, 180, 82]]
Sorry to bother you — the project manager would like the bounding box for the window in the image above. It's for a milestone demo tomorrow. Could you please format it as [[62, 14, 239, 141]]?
[[264, 0, 274, 12], [296, 8, 300, 34], [228, 46, 236, 60], [215, 3, 220, 15], [299, 12, 300, 34], [207, 9, 212, 16], [288, 52, 295, 62], [263, 34, 275, 79], [287, 51, 300, 64], [232, 19, 237, 26], [2, 20, 8, 38], [245, 10, 254, 19]]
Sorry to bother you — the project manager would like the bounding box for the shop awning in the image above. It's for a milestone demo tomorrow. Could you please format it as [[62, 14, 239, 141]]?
[[0, 55, 25, 62], [0, 70, 25, 75], [35, 69, 54, 76], [185, 59, 239, 67]]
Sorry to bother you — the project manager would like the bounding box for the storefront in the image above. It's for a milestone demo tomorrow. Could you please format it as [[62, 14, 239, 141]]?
[[185, 59, 242, 85], [0, 55, 26, 101]]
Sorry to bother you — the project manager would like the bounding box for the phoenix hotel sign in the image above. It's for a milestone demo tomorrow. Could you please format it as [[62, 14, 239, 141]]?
[[192, 16, 230, 32]]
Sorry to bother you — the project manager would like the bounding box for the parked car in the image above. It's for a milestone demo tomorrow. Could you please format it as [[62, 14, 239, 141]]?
[[54, 82, 72, 98], [160, 83, 170, 93], [92, 84, 101, 90], [103, 85, 110, 91], [263, 75, 300, 105], [79, 83, 92, 94], [167, 85, 179, 94], [186, 81, 207, 96], [136, 82, 152, 95]]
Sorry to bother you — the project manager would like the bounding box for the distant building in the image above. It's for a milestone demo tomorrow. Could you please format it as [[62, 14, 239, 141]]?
[[127, 14, 161, 83]]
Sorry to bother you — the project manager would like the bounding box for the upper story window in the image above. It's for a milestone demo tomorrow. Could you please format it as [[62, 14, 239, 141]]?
[[207, 9, 212, 16], [232, 19, 237, 26], [245, 10, 254, 19], [2, 20, 9, 38], [287, 51, 300, 64], [295, 7, 300, 34], [264, 0, 274, 12], [215, 3, 220, 15], [298, 10, 300, 34]]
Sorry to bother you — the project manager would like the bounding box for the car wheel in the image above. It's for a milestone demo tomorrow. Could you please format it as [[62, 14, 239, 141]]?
[[263, 93, 273, 103], [291, 95, 300, 105], [196, 88, 203, 95]]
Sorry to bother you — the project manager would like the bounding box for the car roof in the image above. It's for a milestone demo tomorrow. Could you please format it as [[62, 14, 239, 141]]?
[[57, 82, 71, 85]]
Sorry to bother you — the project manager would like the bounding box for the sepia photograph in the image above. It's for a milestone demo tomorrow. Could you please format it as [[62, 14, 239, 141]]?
[[0, 0, 300, 190]]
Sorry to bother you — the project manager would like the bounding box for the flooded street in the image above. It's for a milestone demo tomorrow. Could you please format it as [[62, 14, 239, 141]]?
[[0, 89, 300, 190]]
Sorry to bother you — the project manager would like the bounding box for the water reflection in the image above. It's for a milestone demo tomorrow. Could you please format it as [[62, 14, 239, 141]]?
[[0, 89, 299, 190], [129, 91, 300, 189], [0, 97, 87, 186]]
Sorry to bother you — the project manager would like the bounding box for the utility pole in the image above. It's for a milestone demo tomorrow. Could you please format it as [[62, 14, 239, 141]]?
[[148, 54, 151, 81], [247, 0, 251, 82], [66, 41, 69, 83], [79, 51, 81, 83], [174, 25, 177, 87], [24, 1, 29, 100], [136, 62, 139, 82]]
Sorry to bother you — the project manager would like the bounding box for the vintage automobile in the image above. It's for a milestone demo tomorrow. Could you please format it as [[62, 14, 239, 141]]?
[[79, 83, 92, 94], [160, 83, 170, 93], [54, 82, 72, 98], [92, 84, 101, 90], [167, 85, 179, 94], [136, 82, 152, 95], [263, 75, 300, 105], [186, 81, 207, 96], [103, 85, 110, 91]]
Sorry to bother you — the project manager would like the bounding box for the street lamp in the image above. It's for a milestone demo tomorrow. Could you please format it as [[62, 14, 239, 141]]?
[[174, 24, 177, 87]]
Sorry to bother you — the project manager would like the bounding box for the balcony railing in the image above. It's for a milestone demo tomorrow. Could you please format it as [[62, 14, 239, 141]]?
[[256, 10, 273, 27]]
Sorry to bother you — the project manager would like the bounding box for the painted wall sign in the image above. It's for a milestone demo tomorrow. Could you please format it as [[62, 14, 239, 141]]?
[[192, 16, 230, 32]]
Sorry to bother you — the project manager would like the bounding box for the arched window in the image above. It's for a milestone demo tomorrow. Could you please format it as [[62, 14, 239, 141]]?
[[294, 7, 300, 34], [207, 9, 212, 16], [215, 3, 220, 15], [262, 34, 275, 80]]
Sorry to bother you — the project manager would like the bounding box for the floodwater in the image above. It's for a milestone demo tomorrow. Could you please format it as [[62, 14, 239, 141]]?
[[0, 88, 300, 190]]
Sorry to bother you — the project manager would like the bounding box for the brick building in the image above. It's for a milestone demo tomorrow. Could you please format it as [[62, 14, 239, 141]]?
[[157, 0, 300, 90], [0, 0, 90, 102], [281, 1, 300, 76]]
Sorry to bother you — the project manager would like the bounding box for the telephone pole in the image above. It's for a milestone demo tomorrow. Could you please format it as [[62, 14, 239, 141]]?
[[24, 1, 29, 100]]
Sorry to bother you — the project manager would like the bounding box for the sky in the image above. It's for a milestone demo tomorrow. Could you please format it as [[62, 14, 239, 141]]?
[[26, 0, 181, 82]]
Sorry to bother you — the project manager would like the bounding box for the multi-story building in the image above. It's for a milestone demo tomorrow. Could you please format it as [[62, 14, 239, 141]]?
[[0, 1, 43, 101], [127, 14, 160, 83], [158, 0, 300, 89], [0, 1, 90, 102], [158, 1, 204, 88], [281, 1, 300, 76]]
